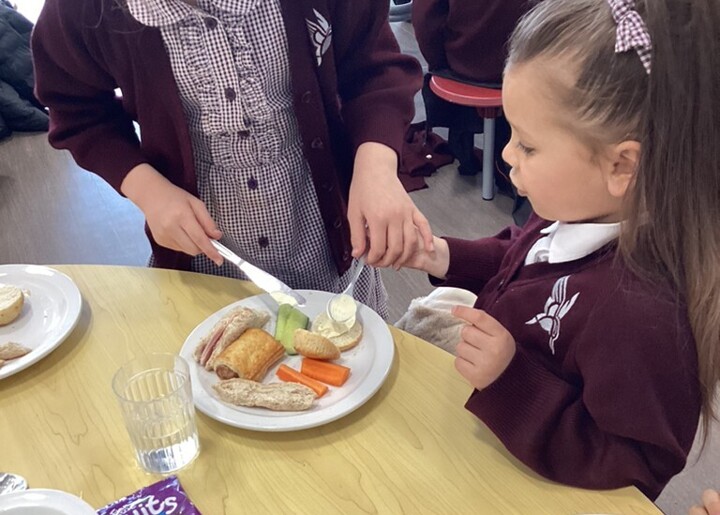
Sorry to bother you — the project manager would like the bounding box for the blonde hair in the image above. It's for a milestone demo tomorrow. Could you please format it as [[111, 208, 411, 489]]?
[[508, 0, 720, 439]]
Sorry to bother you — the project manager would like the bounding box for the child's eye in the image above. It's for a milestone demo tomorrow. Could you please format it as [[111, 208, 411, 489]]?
[[516, 141, 535, 155]]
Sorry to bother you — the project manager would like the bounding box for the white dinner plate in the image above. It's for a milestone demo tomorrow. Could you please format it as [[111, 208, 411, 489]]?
[[0, 265, 82, 380], [0, 489, 95, 514], [179, 290, 395, 431]]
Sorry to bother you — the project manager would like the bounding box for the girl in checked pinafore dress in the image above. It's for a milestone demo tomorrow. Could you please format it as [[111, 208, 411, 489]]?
[[128, 0, 388, 315]]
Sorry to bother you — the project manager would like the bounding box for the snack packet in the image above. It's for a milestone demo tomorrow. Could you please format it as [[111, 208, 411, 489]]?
[[96, 476, 201, 514]]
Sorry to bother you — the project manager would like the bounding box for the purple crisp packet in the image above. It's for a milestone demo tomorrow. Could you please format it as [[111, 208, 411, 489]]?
[[96, 476, 201, 515]]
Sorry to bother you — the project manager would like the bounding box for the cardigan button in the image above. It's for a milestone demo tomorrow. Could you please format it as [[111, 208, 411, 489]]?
[[301, 91, 312, 104], [321, 181, 334, 192], [333, 217, 342, 229], [310, 137, 324, 150], [342, 251, 351, 262]]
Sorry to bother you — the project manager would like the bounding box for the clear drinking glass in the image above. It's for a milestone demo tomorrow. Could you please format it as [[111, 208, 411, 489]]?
[[112, 353, 200, 474]]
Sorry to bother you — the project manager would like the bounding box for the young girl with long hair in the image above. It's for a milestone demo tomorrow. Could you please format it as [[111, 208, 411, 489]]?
[[400, 0, 719, 499]]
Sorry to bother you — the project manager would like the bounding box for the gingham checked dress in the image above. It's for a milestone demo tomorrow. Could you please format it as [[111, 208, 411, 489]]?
[[127, 0, 388, 317]]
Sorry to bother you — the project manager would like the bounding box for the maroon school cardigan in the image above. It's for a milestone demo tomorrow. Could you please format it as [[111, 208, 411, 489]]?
[[32, 0, 422, 273], [412, 0, 533, 83], [435, 215, 701, 499]]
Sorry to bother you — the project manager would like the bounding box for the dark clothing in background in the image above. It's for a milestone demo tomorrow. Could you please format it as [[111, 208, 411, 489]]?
[[412, 0, 531, 84], [0, 1, 48, 140], [411, 0, 533, 224]]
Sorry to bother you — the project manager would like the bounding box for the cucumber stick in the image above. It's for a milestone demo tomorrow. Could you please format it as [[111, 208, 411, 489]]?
[[274, 304, 291, 341], [275, 304, 308, 355]]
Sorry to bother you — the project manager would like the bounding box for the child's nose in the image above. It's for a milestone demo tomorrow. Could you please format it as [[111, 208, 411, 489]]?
[[501, 142, 515, 169]]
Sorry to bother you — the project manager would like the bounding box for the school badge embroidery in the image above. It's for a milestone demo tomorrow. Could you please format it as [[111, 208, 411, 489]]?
[[525, 275, 579, 354], [306, 9, 332, 66]]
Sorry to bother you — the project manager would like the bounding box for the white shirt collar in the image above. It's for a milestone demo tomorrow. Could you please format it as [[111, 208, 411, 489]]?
[[525, 221, 621, 265]]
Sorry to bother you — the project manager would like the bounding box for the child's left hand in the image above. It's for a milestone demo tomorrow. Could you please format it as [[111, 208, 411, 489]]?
[[452, 306, 517, 391]]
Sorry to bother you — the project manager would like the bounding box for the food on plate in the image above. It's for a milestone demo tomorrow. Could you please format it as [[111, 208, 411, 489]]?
[[274, 304, 309, 355], [293, 329, 340, 360], [0, 285, 24, 326], [327, 293, 357, 326], [311, 313, 363, 351], [301, 358, 351, 386], [0, 341, 31, 361], [276, 364, 328, 397], [213, 328, 284, 381], [194, 307, 270, 369], [213, 378, 315, 411]]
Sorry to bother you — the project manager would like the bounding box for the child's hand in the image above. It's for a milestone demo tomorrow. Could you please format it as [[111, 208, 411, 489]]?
[[400, 232, 450, 278], [121, 164, 223, 265], [452, 306, 516, 390], [689, 490, 720, 515], [348, 142, 433, 269]]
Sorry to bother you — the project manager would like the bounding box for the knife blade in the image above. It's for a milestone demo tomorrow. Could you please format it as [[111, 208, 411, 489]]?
[[210, 240, 306, 307]]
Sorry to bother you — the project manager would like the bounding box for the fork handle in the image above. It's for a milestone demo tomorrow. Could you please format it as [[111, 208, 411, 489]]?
[[342, 257, 366, 296]]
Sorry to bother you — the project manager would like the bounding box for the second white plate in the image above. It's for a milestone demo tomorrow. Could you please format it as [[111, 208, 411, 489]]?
[[0, 489, 96, 514], [179, 290, 394, 431], [0, 265, 82, 380]]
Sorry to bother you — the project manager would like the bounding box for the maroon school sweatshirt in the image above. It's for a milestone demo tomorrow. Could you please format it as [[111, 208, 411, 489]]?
[[412, 0, 533, 83], [436, 215, 700, 499]]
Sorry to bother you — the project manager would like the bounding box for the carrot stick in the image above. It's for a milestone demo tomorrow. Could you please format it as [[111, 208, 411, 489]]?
[[301, 358, 351, 386], [276, 364, 328, 398]]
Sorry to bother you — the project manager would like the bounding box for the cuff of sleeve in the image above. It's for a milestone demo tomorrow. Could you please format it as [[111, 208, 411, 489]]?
[[98, 145, 147, 194], [343, 105, 408, 157], [444, 237, 500, 283], [465, 349, 561, 442]]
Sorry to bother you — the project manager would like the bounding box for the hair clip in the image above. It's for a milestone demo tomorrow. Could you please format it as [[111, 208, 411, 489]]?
[[607, 0, 652, 74]]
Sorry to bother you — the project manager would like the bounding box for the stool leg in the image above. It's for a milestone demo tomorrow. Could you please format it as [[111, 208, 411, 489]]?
[[482, 118, 495, 200]]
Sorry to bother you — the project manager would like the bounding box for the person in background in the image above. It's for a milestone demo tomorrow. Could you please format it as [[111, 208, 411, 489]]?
[[31, 0, 431, 318], [411, 0, 532, 213], [413, 0, 530, 84], [397, 0, 719, 499]]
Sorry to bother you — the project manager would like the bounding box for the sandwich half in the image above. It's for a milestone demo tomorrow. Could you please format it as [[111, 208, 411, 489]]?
[[194, 307, 270, 370]]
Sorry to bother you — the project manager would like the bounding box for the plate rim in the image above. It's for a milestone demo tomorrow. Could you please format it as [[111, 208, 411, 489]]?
[[0, 264, 83, 380], [0, 488, 96, 512], [179, 291, 394, 432]]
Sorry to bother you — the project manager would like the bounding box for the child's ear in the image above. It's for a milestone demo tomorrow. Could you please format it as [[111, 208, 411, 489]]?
[[606, 140, 641, 198]]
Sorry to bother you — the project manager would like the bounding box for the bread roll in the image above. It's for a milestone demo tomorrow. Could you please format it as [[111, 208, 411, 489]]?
[[293, 329, 340, 360], [0, 285, 24, 326], [311, 313, 363, 351], [213, 378, 315, 411]]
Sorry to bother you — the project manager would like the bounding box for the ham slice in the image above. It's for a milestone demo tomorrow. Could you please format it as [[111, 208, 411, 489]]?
[[193, 307, 270, 370]]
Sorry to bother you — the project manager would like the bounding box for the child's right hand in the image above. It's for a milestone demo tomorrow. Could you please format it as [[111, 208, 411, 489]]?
[[689, 490, 720, 515], [398, 233, 450, 279], [121, 164, 223, 265]]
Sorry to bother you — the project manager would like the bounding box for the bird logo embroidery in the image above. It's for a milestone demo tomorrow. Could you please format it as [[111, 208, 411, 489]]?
[[525, 275, 579, 354], [306, 9, 332, 67]]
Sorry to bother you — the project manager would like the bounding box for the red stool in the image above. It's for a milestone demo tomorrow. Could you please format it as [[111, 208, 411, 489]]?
[[429, 75, 503, 200]]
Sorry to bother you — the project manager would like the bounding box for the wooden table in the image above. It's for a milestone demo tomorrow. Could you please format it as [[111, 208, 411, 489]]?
[[0, 265, 661, 514]]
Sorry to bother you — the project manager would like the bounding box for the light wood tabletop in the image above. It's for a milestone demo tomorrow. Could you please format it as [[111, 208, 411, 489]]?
[[0, 265, 662, 514]]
